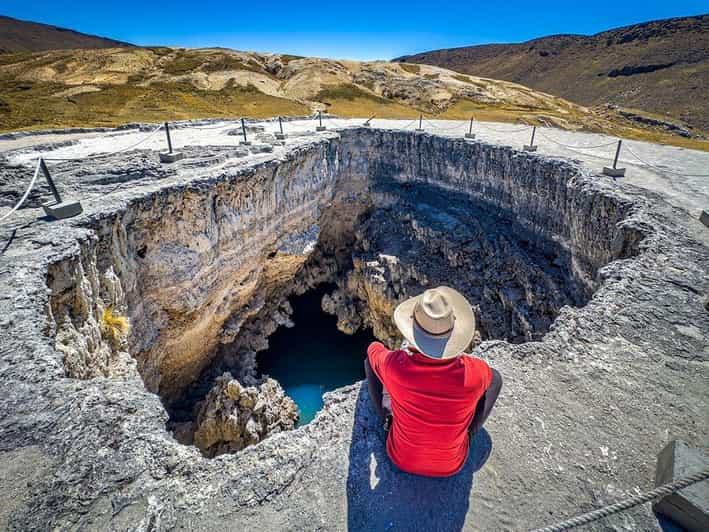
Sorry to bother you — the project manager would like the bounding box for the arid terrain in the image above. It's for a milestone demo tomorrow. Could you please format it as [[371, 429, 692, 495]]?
[[0, 45, 706, 150], [0, 12, 707, 531], [0, 121, 707, 530], [396, 15, 709, 133], [0, 15, 133, 53]]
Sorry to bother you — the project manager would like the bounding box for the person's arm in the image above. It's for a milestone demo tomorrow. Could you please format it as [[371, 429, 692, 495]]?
[[365, 342, 390, 421], [469, 368, 502, 435]]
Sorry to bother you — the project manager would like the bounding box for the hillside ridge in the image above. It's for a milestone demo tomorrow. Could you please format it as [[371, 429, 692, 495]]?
[[0, 15, 133, 52], [395, 14, 709, 130], [0, 18, 706, 149]]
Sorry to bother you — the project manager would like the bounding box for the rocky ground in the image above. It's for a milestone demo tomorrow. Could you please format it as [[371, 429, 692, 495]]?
[[0, 121, 707, 530]]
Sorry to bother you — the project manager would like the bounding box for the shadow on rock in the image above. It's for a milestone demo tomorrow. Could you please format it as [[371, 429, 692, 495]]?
[[346, 382, 491, 531]]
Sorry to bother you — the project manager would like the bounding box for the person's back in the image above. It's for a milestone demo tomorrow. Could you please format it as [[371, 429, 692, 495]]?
[[365, 286, 502, 477], [368, 343, 492, 477]]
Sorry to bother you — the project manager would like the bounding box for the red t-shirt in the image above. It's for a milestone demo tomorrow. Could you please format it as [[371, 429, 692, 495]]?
[[368, 341, 492, 477]]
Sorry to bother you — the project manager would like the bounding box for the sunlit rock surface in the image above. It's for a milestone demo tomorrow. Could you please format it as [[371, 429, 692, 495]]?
[[190, 373, 298, 457], [0, 125, 706, 530]]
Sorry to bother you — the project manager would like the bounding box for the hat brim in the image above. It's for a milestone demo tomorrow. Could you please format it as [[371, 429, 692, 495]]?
[[393, 286, 476, 359]]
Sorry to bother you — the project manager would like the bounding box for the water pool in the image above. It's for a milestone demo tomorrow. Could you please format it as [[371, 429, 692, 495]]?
[[257, 288, 374, 425]]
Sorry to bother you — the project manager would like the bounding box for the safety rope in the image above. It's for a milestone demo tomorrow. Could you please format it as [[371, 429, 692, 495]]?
[[43, 123, 164, 161], [398, 118, 421, 130], [192, 120, 239, 130], [476, 121, 531, 134], [0, 158, 41, 224], [535, 130, 618, 150], [624, 145, 709, 178], [423, 119, 467, 133], [531, 468, 709, 532]]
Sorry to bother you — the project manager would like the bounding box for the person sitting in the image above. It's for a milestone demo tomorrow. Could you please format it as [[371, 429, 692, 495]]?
[[365, 286, 502, 477]]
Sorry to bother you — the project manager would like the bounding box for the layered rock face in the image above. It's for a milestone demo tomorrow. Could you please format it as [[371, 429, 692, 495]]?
[[43, 130, 641, 455], [189, 373, 298, 457], [3, 126, 707, 531]]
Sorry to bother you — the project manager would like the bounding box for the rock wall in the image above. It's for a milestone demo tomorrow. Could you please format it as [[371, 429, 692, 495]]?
[[44, 129, 643, 454], [318, 132, 643, 345], [3, 122, 708, 532], [189, 373, 298, 457]]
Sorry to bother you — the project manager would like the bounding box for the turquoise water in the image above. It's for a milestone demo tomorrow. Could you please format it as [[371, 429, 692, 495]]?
[[257, 288, 373, 425]]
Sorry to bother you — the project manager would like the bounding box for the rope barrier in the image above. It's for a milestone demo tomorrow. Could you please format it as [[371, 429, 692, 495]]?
[[530, 468, 709, 532], [624, 145, 709, 178], [535, 130, 619, 150], [398, 119, 421, 130], [423, 119, 467, 133], [0, 158, 41, 224], [476, 122, 531, 134], [43, 123, 164, 161], [192, 120, 239, 130]]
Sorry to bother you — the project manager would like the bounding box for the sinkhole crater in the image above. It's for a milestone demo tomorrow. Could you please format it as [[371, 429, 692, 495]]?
[[46, 129, 643, 458]]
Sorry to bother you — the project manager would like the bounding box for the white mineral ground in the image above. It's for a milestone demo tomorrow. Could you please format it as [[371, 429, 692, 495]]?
[[0, 119, 707, 531], [3, 118, 708, 224]]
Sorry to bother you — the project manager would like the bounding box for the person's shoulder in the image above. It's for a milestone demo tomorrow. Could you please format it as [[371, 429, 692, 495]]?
[[460, 353, 493, 387], [367, 341, 390, 357], [459, 353, 492, 374]]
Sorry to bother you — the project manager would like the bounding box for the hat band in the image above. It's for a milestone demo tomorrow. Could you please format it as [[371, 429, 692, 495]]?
[[413, 313, 455, 337]]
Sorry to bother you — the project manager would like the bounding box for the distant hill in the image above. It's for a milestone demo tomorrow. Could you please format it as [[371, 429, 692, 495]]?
[[0, 15, 133, 52], [395, 15, 709, 130], [1, 46, 706, 150]]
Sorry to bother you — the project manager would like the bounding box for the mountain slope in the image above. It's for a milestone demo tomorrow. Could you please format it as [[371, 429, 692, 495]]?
[[0, 15, 133, 53], [0, 46, 706, 149], [395, 15, 709, 130]]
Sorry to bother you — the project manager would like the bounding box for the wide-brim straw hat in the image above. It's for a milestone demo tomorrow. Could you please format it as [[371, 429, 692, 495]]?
[[393, 286, 476, 359]]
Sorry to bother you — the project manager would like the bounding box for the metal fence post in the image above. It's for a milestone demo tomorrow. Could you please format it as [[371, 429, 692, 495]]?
[[416, 114, 424, 132], [275, 116, 286, 140], [602, 140, 626, 177], [524, 126, 538, 151], [240, 118, 251, 146], [316, 110, 326, 131], [164, 122, 173, 154], [465, 116, 475, 139], [39, 158, 83, 219]]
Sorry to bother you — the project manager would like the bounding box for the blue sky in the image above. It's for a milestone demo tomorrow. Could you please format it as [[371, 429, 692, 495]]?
[[2, 1, 706, 60]]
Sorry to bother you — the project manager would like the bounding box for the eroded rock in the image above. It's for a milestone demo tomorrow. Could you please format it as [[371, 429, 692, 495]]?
[[192, 373, 298, 457], [0, 127, 706, 531]]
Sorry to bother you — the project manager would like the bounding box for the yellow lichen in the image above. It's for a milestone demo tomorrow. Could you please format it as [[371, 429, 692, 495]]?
[[101, 306, 130, 345]]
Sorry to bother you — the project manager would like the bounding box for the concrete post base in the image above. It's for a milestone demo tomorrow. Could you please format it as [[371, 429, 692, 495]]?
[[653, 440, 708, 532], [603, 166, 626, 177], [316, 126, 327, 131], [415, 129, 425, 133], [240, 141, 252, 146], [465, 133, 476, 139], [42, 199, 83, 220], [159, 151, 184, 163], [275, 133, 286, 140], [699, 210, 709, 228], [523, 145, 538, 152]]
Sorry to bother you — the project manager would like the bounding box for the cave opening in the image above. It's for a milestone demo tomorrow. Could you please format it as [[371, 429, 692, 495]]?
[[256, 285, 373, 426], [45, 132, 643, 459]]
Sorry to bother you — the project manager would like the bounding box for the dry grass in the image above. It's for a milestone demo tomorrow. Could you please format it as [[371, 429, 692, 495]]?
[[0, 80, 309, 131], [399, 63, 420, 75], [438, 98, 709, 151], [202, 55, 269, 75], [280, 54, 305, 65], [316, 84, 420, 119], [101, 306, 130, 345], [0, 47, 705, 150], [452, 74, 472, 84], [162, 51, 205, 75]]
